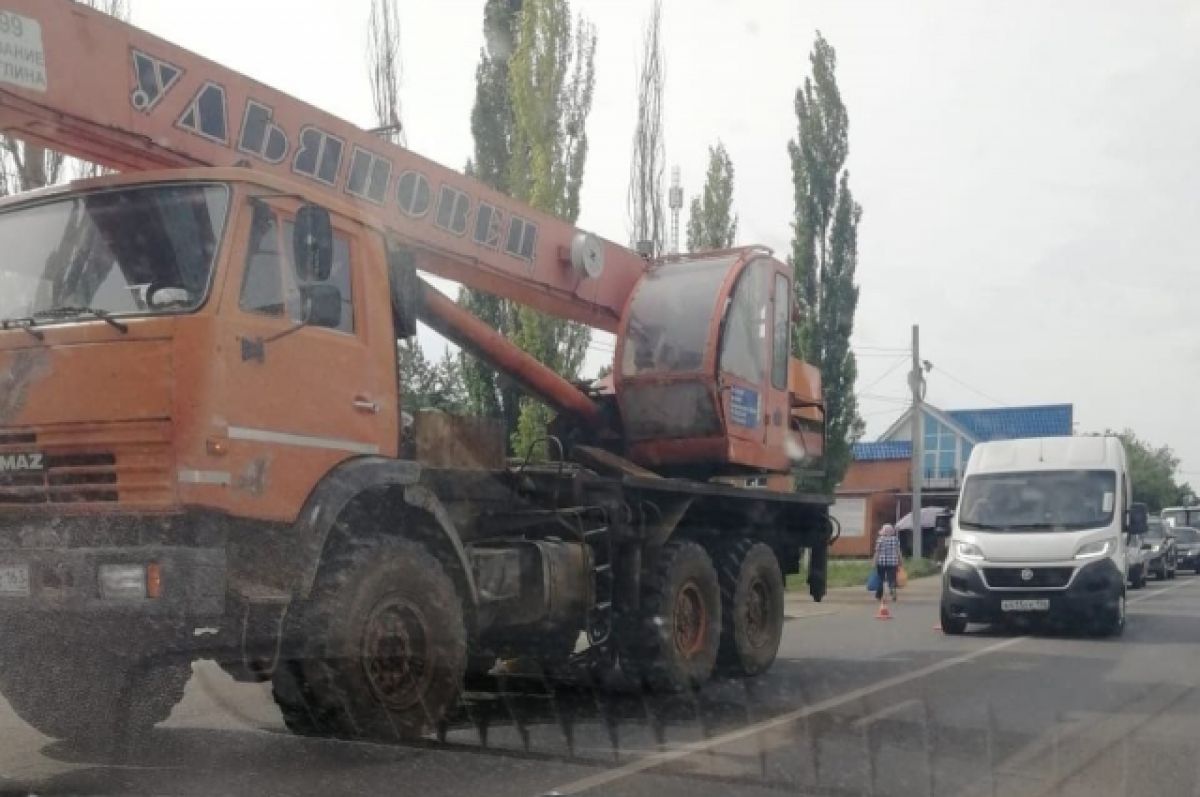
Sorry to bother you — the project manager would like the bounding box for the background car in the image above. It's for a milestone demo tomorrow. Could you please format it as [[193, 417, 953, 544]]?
[[1170, 526, 1200, 573], [1126, 523, 1150, 589], [1143, 517, 1178, 580]]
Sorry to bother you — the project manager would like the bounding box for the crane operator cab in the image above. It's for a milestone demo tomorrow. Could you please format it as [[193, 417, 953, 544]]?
[[614, 249, 825, 481]]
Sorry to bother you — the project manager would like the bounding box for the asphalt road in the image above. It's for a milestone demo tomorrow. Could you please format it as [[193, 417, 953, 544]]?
[[3, 572, 1200, 796]]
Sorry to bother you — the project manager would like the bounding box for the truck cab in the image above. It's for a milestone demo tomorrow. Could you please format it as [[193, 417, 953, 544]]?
[[939, 435, 1147, 637]]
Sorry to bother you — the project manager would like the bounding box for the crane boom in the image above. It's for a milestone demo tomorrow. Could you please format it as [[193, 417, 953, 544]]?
[[0, 0, 643, 332]]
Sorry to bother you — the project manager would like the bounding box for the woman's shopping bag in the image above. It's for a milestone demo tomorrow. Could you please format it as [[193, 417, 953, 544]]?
[[866, 568, 882, 593], [897, 562, 909, 589]]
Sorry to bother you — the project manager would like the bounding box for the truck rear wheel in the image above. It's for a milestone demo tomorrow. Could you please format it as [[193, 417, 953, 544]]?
[[272, 537, 467, 742], [621, 540, 721, 691], [716, 541, 785, 676], [0, 630, 190, 744]]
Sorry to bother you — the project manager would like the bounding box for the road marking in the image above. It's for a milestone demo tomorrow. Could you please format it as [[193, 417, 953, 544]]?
[[542, 577, 1200, 796], [851, 698, 919, 729], [540, 635, 1026, 795]]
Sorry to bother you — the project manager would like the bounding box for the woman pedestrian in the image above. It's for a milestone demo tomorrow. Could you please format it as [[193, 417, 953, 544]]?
[[874, 523, 901, 607]]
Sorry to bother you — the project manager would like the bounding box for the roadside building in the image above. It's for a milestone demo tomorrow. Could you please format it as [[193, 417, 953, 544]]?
[[831, 404, 1074, 556]]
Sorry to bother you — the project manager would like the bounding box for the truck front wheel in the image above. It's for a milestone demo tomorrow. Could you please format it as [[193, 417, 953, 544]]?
[[716, 541, 785, 676], [272, 537, 467, 742], [621, 540, 721, 691]]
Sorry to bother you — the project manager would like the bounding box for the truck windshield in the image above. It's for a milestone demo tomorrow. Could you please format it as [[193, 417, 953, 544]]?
[[1173, 527, 1200, 544], [958, 469, 1117, 531], [0, 183, 229, 324], [1162, 508, 1200, 529]]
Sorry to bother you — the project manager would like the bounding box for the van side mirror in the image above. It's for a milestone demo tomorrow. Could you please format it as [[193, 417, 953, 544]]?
[[1128, 503, 1149, 536], [293, 204, 333, 282], [386, 241, 419, 339], [299, 283, 342, 329]]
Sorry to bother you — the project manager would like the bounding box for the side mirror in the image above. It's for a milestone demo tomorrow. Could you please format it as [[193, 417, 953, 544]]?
[[1128, 502, 1149, 536], [299, 283, 342, 329], [293, 204, 333, 282], [386, 241, 419, 339]]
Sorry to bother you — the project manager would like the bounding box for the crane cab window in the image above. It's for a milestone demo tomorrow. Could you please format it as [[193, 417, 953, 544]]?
[[239, 202, 355, 334], [719, 259, 770, 384], [771, 273, 790, 389]]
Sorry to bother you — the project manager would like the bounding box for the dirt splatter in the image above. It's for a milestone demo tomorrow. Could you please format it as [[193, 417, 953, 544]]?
[[0, 348, 51, 425]]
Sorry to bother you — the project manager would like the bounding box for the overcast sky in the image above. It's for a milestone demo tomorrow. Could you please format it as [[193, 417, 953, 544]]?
[[133, 0, 1200, 483]]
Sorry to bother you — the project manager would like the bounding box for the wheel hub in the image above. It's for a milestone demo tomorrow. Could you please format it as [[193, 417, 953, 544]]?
[[673, 582, 708, 657], [743, 578, 773, 649], [362, 596, 434, 710]]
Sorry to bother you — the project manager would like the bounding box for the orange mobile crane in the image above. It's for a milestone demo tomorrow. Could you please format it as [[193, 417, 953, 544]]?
[[0, 0, 832, 743]]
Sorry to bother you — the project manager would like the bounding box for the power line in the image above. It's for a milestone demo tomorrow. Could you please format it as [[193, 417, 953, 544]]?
[[860, 355, 908, 392], [860, 392, 911, 404], [932, 365, 1007, 407], [854, 343, 911, 353]]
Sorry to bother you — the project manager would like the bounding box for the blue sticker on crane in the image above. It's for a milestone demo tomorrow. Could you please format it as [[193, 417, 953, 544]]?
[[730, 386, 760, 428]]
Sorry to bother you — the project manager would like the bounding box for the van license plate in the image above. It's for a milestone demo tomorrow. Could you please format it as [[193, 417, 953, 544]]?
[[0, 564, 30, 596], [1001, 599, 1049, 612]]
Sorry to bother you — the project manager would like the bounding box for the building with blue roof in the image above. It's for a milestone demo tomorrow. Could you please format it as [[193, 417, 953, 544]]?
[[850, 403, 1074, 489], [832, 403, 1074, 557]]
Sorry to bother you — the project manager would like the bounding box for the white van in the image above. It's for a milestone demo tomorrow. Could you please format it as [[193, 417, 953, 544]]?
[[940, 435, 1147, 637]]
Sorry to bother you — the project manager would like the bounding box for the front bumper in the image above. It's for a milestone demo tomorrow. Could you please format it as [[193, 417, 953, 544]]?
[[941, 557, 1123, 625], [0, 545, 225, 618]]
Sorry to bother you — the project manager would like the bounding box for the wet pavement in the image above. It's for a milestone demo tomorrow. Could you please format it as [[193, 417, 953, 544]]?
[[4, 573, 1200, 796]]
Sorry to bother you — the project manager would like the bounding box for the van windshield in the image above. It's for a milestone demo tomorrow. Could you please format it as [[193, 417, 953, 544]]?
[[959, 469, 1117, 531]]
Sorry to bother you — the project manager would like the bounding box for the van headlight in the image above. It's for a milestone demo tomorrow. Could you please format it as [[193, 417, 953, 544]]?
[[955, 541, 985, 561], [1074, 539, 1114, 560]]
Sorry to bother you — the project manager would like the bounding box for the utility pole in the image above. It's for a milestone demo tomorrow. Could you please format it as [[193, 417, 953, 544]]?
[[909, 324, 924, 560], [668, 165, 682, 255]]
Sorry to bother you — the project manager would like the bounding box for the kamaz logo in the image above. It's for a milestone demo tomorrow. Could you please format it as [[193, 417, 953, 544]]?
[[0, 453, 43, 472]]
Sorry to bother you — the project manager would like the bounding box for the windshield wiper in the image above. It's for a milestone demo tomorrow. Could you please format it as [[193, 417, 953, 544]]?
[[0, 316, 44, 340], [958, 520, 1002, 530], [34, 306, 128, 334]]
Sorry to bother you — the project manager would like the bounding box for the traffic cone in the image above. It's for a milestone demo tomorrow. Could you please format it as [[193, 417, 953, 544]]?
[[875, 604, 893, 620]]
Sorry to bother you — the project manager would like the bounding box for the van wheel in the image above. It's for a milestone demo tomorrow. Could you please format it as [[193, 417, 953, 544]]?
[[272, 538, 467, 741], [939, 604, 967, 635], [716, 542, 785, 676], [1092, 592, 1125, 638]]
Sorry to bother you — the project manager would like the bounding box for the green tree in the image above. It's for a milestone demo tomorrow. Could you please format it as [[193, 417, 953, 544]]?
[[789, 32, 863, 490], [460, 0, 521, 432], [460, 0, 597, 458], [399, 339, 468, 414], [627, 0, 665, 256], [685, 142, 736, 252], [1109, 429, 1195, 512]]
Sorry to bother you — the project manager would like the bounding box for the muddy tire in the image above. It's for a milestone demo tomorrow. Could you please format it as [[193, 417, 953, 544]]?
[[0, 630, 189, 743], [621, 540, 721, 691], [271, 537, 467, 742], [716, 541, 785, 677]]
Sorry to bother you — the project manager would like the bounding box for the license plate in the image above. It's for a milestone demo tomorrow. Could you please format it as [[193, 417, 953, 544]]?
[[1001, 599, 1049, 612], [0, 564, 30, 597]]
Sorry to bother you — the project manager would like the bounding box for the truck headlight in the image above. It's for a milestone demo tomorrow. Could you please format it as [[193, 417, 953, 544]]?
[[98, 564, 147, 600], [955, 541, 985, 561], [1074, 539, 1114, 560]]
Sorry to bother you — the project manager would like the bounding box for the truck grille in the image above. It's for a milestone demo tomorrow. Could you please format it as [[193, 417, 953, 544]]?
[[0, 421, 174, 512], [982, 566, 1074, 589]]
